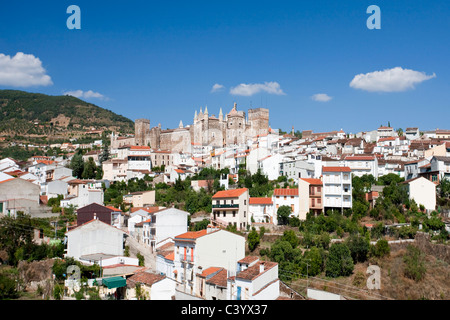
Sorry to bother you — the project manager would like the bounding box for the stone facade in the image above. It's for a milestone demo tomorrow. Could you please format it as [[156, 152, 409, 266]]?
[[130, 103, 270, 153]]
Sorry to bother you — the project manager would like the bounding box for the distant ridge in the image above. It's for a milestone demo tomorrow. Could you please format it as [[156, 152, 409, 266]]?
[[0, 90, 134, 137]]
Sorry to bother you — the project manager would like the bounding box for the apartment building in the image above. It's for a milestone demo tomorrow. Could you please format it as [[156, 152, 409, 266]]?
[[343, 155, 378, 178], [171, 228, 245, 297], [272, 187, 299, 221], [211, 188, 249, 230], [298, 178, 323, 219], [322, 166, 352, 213]]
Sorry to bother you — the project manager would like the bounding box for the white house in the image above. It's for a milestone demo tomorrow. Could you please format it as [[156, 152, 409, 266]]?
[[401, 177, 436, 212], [344, 155, 378, 178], [272, 188, 299, 221], [258, 153, 283, 181], [135, 207, 188, 250], [430, 156, 450, 182], [227, 256, 279, 300], [167, 227, 246, 298], [197, 267, 228, 300], [298, 178, 323, 219], [0, 177, 41, 216], [128, 208, 152, 237], [45, 179, 69, 199], [65, 218, 127, 262], [248, 197, 274, 224], [126, 269, 176, 300], [322, 166, 352, 213], [61, 183, 104, 208], [211, 188, 249, 230]]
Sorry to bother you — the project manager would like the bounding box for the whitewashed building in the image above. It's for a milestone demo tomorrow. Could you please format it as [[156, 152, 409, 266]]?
[[65, 218, 126, 261], [227, 256, 279, 300], [322, 166, 352, 213]]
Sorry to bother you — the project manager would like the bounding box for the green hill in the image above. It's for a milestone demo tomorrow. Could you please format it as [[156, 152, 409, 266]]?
[[0, 90, 134, 137]]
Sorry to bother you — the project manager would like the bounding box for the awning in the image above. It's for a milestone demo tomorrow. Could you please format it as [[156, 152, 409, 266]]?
[[102, 276, 126, 289]]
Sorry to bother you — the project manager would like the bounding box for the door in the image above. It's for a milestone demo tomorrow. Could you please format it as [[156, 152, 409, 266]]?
[[237, 286, 241, 300]]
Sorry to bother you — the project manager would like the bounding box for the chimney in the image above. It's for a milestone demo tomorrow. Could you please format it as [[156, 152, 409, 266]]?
[[93, 212, 97, 220], [259, 262, 265, 273]]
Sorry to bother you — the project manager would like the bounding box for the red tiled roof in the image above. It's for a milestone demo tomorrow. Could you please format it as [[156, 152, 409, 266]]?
[[164, 252, 174, 261], [130, 206, 161, 214], [249, 197, 273, 205], [345, 156, 375, 161], [273, 188, 299, 196], [212, 188, 248, 199], [238, 256, 260, 264], [175, 229, 208, 240], [127, 270, 165, 286], [322, 166, 351, 173], [130, 145, 151, 150], [36, 160, 55, 165], [299, 178, 323, 185], [106, 206, 122, 212], [236, 261, 278, 281], [378, 137, 396, 142], [198, 267, 222, 278], [206, 268, 228, 288]]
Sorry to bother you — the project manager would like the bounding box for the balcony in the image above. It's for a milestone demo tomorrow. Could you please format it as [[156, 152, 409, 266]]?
[[179, 254, 194, 263], [212, 204, 239, 209]]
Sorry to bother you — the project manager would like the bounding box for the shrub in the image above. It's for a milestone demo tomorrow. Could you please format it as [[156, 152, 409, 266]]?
[[247, 228, 260, 252], [369, 239, 390, 258], [325, 243, 354, 278], [346, 234, 370, 263], [403, 245, 426, 282]]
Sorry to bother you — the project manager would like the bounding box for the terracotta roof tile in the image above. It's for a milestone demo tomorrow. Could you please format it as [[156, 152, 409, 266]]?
[[299, 178, 323, 185], [249, 197, 273, 205], [273, 188, 298, 196], [212, 188, 248, 199]]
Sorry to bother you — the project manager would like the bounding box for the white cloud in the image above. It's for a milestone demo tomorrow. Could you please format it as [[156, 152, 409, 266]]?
[[349, 67, 436, 92], [211, 83, 225, 93], [229, 81, 285, 96], [311, 93, 332, 102], [64, 90, 107, 100], [0, 52, 53, 87]]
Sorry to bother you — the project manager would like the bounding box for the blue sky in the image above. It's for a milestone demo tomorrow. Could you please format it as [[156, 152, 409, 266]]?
[[0, 0, 449, 134]]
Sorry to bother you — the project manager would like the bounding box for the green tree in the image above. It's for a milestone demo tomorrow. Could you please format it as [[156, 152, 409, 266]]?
[[325, 243, 354, 278], [280, 230, 300, 249], [0, 212, 34, 266], [346, 234, 370, 263], [70, 152, 84, 178], [302, 246, 325, 277], [277, 205, 292, 225], [369, 239, 390, 258], [82, 157, 97, 179], [247, 227, 260, 252], [438, 177, 450, 198], [0, 269, 20, 299]]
